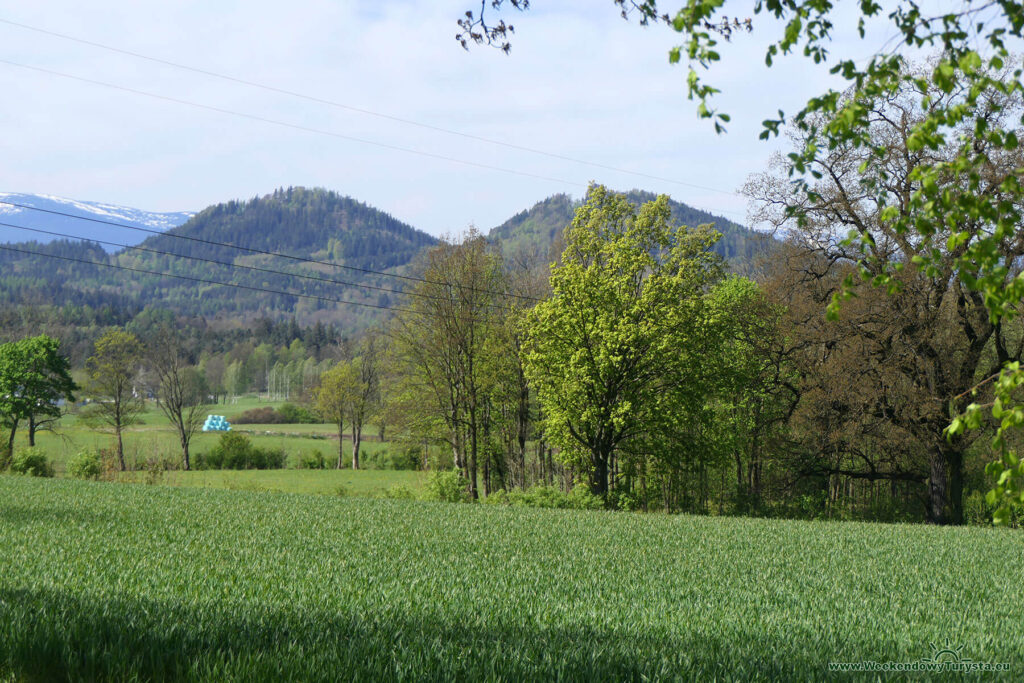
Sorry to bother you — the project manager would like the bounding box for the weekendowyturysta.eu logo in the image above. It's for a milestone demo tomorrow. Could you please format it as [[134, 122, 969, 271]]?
[[828, 642, 1011, 674]]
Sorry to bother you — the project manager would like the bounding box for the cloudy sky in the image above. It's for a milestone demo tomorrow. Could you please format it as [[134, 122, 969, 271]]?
[[0, 1, 895, 236]]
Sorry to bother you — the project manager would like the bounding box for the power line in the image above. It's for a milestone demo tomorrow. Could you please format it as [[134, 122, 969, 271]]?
[[0, 220, 513, 310], [0, 17, 742, 199], [0, 57, 583, 190], [0, 56, 751, 222], [0, 199, 544, 302], [0, 242, 422, 316]]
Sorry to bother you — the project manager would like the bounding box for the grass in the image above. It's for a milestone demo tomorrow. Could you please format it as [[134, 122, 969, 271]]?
[[13, 399, 421, 496], [122, 467, 424, 496], [1, 475, 1020, 681]]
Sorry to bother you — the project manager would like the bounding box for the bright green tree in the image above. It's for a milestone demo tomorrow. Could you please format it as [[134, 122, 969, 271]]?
[[314, 352, 378, 471], [315, 363, 353, 469], [0, 335, 77, 468], [522, 185, 723, 499], [85, 329, 145, 471]]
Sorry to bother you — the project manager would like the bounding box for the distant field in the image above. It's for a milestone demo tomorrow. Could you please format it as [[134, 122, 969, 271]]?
[[13, 398, 420, 497], [17, 399, 401, 479], [0, 476, 1020, 681]]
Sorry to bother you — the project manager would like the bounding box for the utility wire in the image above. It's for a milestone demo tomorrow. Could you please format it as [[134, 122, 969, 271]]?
[[0, 57, 750, 221], [0, 57, 583, 190], [0, 220, 512, 311], [0, 242, 430, 316], [0, 17, 741, 199], [0, 199, 544, 302]]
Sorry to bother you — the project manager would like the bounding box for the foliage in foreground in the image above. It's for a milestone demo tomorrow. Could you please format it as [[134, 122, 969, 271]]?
[[65, 449, 104, 480], [194, 432, 286, 470], [0, 477, 1020, 681], [7, 449, 53, 478]]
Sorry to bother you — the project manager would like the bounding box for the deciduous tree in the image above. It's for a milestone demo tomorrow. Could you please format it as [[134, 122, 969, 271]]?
[[148, 328, 207, 471], [522, 185, 723, 498], [390, 230, 504, 498], [0, 335, 77, 467], [85, 329, 145, 471], [315, 363, 352, 469]]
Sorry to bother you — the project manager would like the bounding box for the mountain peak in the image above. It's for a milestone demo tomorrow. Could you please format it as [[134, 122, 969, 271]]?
[[0, 192, 194, 252]]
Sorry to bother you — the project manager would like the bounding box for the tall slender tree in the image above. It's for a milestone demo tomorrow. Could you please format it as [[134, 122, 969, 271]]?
[[85, 329, 145, 471], [148, 327, 207, 471], [390, 229, 503, 498], [315, 363, 351, 469]]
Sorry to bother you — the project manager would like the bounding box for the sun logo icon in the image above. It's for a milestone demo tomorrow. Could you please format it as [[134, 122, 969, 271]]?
[[926, 640, 968, 666]]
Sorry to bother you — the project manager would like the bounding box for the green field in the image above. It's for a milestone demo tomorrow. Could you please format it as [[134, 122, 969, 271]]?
[[1, 476, 1020, 681], [13, 399, 425, 496], [122, 468, 424, 496]]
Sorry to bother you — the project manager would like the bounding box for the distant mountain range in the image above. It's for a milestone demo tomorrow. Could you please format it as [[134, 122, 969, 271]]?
[[0, 193, 193, 252], [0, 186, 774, 329]]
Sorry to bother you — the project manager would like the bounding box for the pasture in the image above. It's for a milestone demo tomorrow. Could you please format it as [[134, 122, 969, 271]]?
[[0, 476, 1020, 681], [14, 398, 421, 496]]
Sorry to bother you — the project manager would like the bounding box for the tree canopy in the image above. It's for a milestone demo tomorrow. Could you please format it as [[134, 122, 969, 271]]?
[[0, 335, 77, 466], [522, 185, 724, 498]]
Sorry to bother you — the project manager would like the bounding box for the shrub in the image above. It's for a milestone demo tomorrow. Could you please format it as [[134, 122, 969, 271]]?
[[233, 404, 321, 425], [567, 483, 604, 510], [482, 490, 509, 505], [196, 433, 286, 470], [67, 449, 103, 480], [507, 485, 567, 508], [367, 447, 420, 471], [486, 484, 604, 510], [232, 407, 280, 425], [963, 490, 1022, 527], [382, 485, 416, 500], [139, 455, 179, 485], [260, 447, 287, 469], [423, 469, 471, 503], [10, 448, 54, 477], [296, 449, 327, 470], [276, 403, 320, 424]]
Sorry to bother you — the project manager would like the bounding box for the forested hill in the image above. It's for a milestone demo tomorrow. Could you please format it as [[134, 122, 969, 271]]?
[[0, 188, 437, 330], [144, 187, 435, 272], [489, 190, 774, 263]]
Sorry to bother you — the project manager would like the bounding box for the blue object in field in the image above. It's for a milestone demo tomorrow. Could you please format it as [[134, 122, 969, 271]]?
[[203, 415, 231, 432]]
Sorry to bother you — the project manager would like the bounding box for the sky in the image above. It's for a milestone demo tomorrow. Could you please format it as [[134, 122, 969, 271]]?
[[0, 1, 901, 237]]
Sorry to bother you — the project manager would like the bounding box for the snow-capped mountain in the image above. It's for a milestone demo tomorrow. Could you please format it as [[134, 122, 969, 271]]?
[[0, 192, 193, 253]]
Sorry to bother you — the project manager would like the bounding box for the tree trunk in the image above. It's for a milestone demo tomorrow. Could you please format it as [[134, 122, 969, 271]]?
[[116, 427, 126, 472], [181, 435, 190, 471], [483, 453, 490, 497], [468, 416, 479, 500], [351, 423, 361, 470], [28, 415, 36, 447], [2, 420, 16, 468], [591, 448, 609, 498], [336, 423, 345, 469], [929, 445, 964, 525], [517, 380, 529, 489]]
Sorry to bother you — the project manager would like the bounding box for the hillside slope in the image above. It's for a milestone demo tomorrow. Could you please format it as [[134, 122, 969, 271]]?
[[0, 188, 437, 329], [490, 190, 774, 264]]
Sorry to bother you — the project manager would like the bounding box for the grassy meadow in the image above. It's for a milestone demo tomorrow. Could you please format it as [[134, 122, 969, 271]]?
[[16, 397, 421, 496], [0, 476, 1020, 681]]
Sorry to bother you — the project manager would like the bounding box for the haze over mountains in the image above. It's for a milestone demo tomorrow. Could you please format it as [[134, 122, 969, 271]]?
[[0, 192, 193, 252], [0, 186, 772, 329]]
